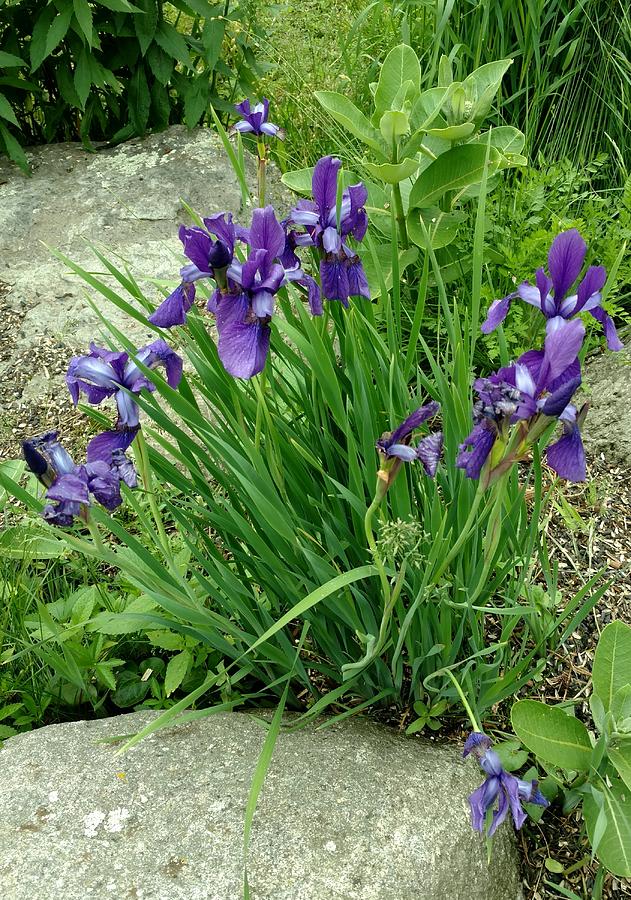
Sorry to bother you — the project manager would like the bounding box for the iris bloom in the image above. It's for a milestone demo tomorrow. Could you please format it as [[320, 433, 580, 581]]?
[[458, 317, 587, 483], [376, 402, 442, 494], [23, 432, 136, 527], [149, 213, 236, 328], [464, 733, 548, 837], [481, 229, 622, 351], [233, 99, 284, 139], [207, 206, 321, 379], [66, 339, 183, 460], [289, 156, 369, 305]]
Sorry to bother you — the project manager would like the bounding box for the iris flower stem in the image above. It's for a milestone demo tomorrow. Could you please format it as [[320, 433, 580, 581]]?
[[444, 669, 481, 733], [134, 429, 172, 562], [253, 370, 266, 453], [87, 517, 104, 553], [364, 495, 391, 604], [256, 139, 266, 207], [392, 181, 409, 250]]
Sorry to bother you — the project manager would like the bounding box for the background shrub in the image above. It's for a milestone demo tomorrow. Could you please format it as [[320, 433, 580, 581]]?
[[0, 0, 268, 172]]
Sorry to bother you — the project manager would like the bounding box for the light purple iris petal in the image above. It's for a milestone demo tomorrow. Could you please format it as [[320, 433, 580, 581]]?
[[259, 261, 286, 294], [456, 421, 496, 479], [47, 472, 89, 504], [517, 282, 543, 308], [40, 433, 76, 476], [87, 429, 137, 465], [547, 229, 587, 303], [141, 339, 184, 388], [468, 777, 500, 833], [322, 226, 341, 254], [312, 156, 341, 222], [115, 391, 141, 429], [149, 283, 195, 328], [487, 784, 510, 837], [66, 355, 119, 404], [589, 305, 624, 351], [233, 120, 254, 134], [303, 274, 323, 316], [386, 443, 418, 461], [535, 268, 553, 312], [546, 424, 586, 482], [416, 431, 443, 476], [290, 207, 320, 228], [252, 291, 275, 318], [111, 448, 137, 489], [481, 292, 517, 333], [43, 500, 82, 527], [217, 319, 271, 380], [248, 206, 286, 259], [320, 257, 350, 305], [260, 122, 281, 137], [502, 774, 528, 832], [539, 316, 585, 386], [240, 248, 268, 291]]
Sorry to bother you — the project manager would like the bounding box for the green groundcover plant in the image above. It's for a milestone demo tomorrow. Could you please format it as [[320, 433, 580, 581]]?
[[0, 0, 267, 172], [0, 52, 628, 880]]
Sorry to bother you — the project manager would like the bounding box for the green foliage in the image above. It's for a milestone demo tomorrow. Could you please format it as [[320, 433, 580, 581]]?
[[297, 44, 524, 255], [0, 0, 267, 172], [511, 621, 631, 878]]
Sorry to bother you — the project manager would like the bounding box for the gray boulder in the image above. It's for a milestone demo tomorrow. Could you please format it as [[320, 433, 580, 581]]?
[[0, 710, 522, 900], [583, 341, 631, 465], [0, 126, 288, 451]]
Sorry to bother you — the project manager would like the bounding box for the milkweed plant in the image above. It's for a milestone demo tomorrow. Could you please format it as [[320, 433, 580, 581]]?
[[2, 48, 627, 875]]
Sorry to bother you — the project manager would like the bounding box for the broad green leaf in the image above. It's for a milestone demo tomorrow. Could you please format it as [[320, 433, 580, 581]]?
[[314, 91, 385, 156], [462, 59, 513, 124], [165, 650, 192, 697], [0, 525, 68, 560], [0, 51, 25, 68], [425, 122, 475, 141], [146, 42, 174, 85], [363, 157, 420, 184], [612, 685, 631, 727], [133, 0, 158, 55], [95, 0, 141, 11], [0, 460, 25, 509], [30, 5, 56, 71], [407, 206, 465, 250], [374, 44, 421, 115], [129, 64, 151, 135], [55, 64, 83, 108], [45, 6, 74, 58], [73, 0, 94, 46], [154, 21, 191, 67], [593, 621, 631, 712], [73, 50, 92, 108], [511, 700, 592, 771], [201, 16, 224, 69], [379, 110, 409, 144], [408, 144, 498, 209], [609, 742, 631, 792], [0, 92, 18, 127], [409, 87, 451, 132], [584, 778, 631, 877], [183, 77, 209, 128]]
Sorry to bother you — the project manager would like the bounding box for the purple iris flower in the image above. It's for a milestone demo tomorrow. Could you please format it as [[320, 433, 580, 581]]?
[[207, 206, 321, 379], [233, 98, 284, 139], [22, 432, 136, 527], [376, 402, 442, 492], [66, 339, 183, 460], [150, 213, 236, 328], [464, 732, 548, 837], [458, 317, 587, 482], [289, 156, 369, 306], [481, 229, 622, 351]]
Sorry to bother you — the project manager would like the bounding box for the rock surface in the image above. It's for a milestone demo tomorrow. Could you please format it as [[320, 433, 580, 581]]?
[[0, 710, 523, 900], [583, 340, 631, 465], [0, 126, 287, 453]]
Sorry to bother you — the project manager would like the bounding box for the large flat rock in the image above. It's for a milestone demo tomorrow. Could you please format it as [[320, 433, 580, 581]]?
[[0, 126, 287, 452], [0, 710, 522, 900], [583, 340, 631, 465]]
